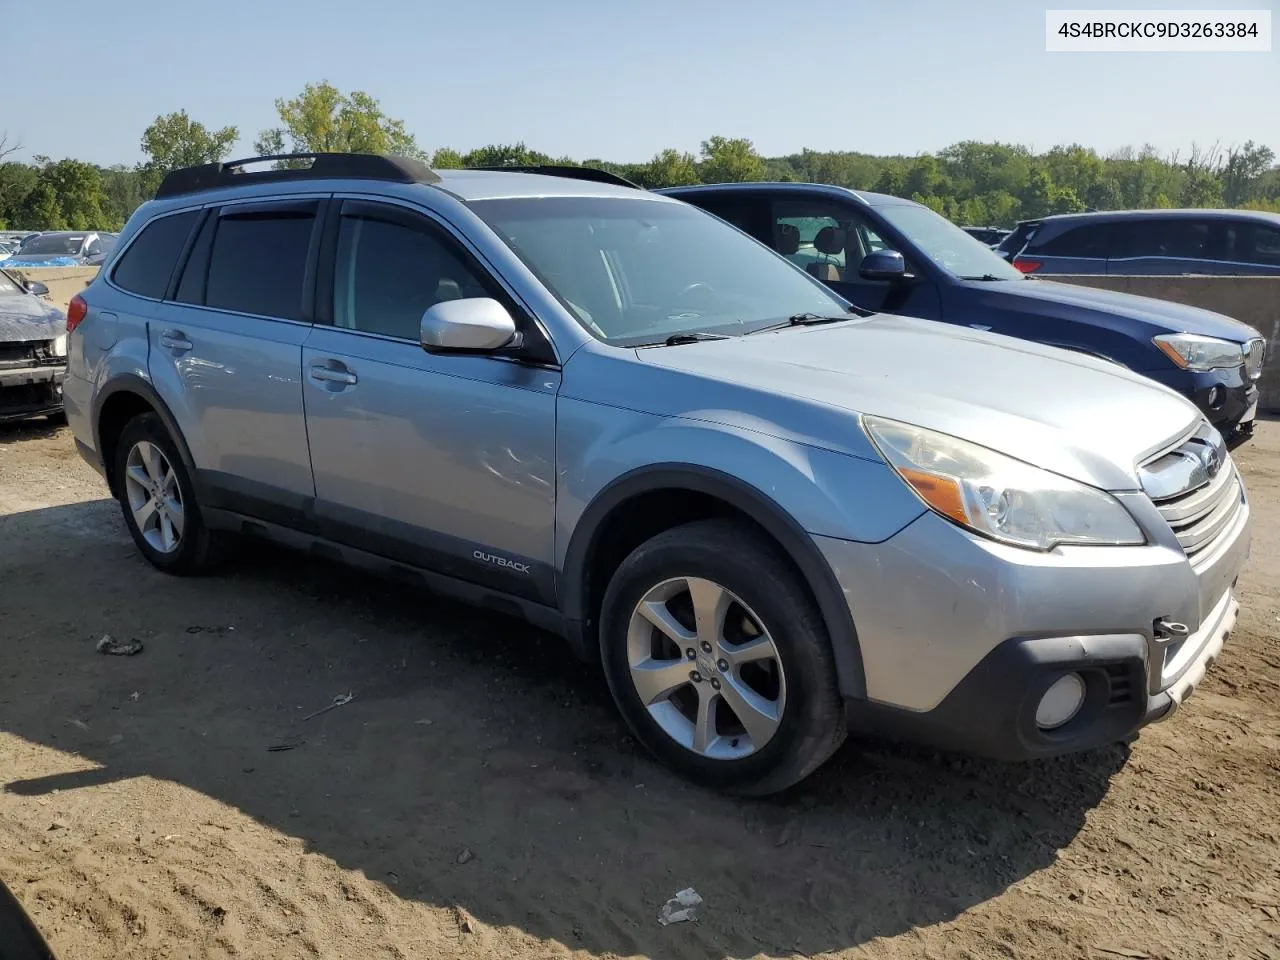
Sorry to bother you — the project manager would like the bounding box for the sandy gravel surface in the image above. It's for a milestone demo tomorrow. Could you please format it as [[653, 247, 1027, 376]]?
[[1, 418, 1277, 959]]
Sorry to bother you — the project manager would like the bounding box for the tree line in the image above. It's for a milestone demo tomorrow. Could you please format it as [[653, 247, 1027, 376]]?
[[2, 81, 1277, 234]]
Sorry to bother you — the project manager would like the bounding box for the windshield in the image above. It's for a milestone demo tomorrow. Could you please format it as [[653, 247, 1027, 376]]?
[[876, 204, 1025, 280], [0, 271, 18, 294], [471, 197, 847, 345], [19, 234, 85, 256]]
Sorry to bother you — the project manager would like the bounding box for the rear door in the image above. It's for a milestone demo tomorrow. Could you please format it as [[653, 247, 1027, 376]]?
[[151, 197, 321, 518], [1210, 218, 1280, 275], [1107, 217, 1214, 275]]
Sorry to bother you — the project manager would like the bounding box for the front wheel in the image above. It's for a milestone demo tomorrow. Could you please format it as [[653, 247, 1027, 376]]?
[[599, 519, 846, 795]]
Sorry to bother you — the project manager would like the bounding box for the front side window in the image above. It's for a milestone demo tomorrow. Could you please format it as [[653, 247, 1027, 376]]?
[[874, 203, 1025, 280], [471, 197, 844, 345], [202, 208, 316, 320], [332, 208, 494, 340]]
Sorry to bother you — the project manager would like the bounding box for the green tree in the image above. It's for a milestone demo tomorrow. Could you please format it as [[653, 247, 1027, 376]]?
[[1220, 141, 1275, 206], [30, 158, 107, 229], [137, 110, 239, 195], [636, 148, 699, 188], [99, 165, 145, 229], [698, 136, 766, 183], [0, 162, 38, 228], [255, 82, 423, 162], [18, 181, 66, 230], [460, 143, 552, 167], [431, 147, 465, 169]]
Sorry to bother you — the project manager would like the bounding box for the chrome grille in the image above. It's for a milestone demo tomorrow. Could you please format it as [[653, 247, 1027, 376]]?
[[1244, 337, 1265, 381], [1139, 422, 1244, 560]]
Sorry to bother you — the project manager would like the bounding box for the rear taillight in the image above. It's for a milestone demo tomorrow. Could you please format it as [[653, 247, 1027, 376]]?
[[1012, 257, 1042, 274], [66, 295, 88, 333]]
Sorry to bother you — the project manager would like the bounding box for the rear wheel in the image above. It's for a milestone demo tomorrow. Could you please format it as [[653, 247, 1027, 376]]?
[[113, 413, 222, 574], [599, 519, 846, 795]]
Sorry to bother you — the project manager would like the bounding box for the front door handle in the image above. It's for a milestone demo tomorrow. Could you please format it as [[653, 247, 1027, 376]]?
[[308, 362, 358, 387], [158, 330, 193, 352]]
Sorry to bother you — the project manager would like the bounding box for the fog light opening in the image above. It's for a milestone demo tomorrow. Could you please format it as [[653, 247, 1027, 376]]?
[[1207, 385, 1225, 410], [1036, 673, 1087, 730]]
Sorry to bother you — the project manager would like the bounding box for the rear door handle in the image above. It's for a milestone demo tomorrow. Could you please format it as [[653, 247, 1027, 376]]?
[[308, 362, 358, 387], [158, 330, 193, 352]]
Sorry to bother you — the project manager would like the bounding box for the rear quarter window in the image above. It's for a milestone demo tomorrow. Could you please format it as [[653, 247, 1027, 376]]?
[[1029, 222, 1111, 258], [110, 211, 200, 299]]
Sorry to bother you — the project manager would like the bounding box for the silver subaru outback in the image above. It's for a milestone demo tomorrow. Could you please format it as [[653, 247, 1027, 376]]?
[[62, 155, 1251, 795]]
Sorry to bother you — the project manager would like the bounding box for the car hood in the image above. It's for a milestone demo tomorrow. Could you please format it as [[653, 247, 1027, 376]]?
[[631, 314, 1203, 490], [0, 293, 66, 342], [972, 277, 1260, 342]]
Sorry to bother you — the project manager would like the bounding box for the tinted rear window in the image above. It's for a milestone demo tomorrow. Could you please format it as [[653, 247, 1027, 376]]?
[[997, 223, 1038, 256], [110, 212, 198, 298], [203, 209, 315, 320], [1030, 223, 1111, 258]]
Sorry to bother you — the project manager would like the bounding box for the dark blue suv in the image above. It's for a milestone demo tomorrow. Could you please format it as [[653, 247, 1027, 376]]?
[[660, 183, 1265, 446]]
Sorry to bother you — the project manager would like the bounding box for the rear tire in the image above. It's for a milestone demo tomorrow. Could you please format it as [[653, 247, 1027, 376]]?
[[113, 412, 223, 575], [599, 518, 846, 795]]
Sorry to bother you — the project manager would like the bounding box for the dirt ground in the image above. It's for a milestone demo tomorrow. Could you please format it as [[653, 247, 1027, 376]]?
[[0, 419, 1277, 960]]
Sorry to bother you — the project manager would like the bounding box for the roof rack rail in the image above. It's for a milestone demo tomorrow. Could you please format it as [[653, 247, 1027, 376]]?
[[470, 164, 640, 189], [156, 153, 440, 199]]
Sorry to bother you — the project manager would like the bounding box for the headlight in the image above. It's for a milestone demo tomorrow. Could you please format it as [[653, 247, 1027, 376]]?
[[1153, 333, 1243, 372], [863, 416, 1145, 551], [51, 335, 67, 357]]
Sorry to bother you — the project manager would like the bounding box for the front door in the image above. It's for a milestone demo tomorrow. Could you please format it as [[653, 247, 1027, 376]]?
[[301, 198, 560, 604]]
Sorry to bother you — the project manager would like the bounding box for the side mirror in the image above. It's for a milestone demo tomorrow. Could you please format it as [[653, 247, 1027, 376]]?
[[858, 249, 908, 282], [25, 280, 49, 297], [420, 297, 520, 354]]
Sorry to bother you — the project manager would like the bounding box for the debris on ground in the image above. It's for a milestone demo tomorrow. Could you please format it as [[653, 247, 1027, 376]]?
[[48, 820, 69, 832], [267, 741, 304, 753], [456, 847, 475, 865], [658, 887, 703, 926], [1094, 947, 1150, 959], [96, 634, 143, 656], [129, 692, 140, 702], [452, 905, 477, 934], [301, 692, 355, 721], [185, 625, 235, 636]]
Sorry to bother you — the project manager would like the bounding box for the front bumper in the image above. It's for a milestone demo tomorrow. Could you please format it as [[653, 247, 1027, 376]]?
[[0, 363, 65, 422], [1146, 366, 1258, 442], [817, 491, 1251, 760]]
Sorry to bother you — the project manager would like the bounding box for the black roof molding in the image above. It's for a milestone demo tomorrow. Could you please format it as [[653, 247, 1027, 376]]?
[[468, 164, 640, 189], [156, 153, 440, 199]]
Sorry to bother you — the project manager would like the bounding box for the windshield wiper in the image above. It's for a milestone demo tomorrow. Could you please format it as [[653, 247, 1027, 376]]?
[[957, 274, 1007, 281], [745, 313, 852, 335], [660, 332, 731, 346]]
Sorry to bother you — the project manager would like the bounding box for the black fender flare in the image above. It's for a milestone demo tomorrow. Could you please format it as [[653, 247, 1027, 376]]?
[[92, 374, 198, 498], [560, 463, 866, 699]]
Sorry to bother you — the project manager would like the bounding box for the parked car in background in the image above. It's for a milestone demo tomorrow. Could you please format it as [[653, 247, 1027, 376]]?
[[995, 209, 1280, 276], [64, 154, 1250, 794], [2, 231, 118, 268], [659, 182, 1265, 446], [0, 268, 67, 422], [961, 225, 1011, 246]]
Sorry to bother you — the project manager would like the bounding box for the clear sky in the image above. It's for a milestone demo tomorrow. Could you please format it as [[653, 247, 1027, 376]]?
[[4, 0, 1276, 166]]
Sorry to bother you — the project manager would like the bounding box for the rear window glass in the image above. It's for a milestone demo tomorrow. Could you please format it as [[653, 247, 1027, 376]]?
[[202, 210, 315, 320], [997, 223, 1038, 256], [110, 212, 199, 299], [1031, 223, 1111, 258]]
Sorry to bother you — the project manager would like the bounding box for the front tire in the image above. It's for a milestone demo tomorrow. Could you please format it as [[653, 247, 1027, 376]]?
[[113, 412, 221, 575], [599, 519, 846, 795]]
